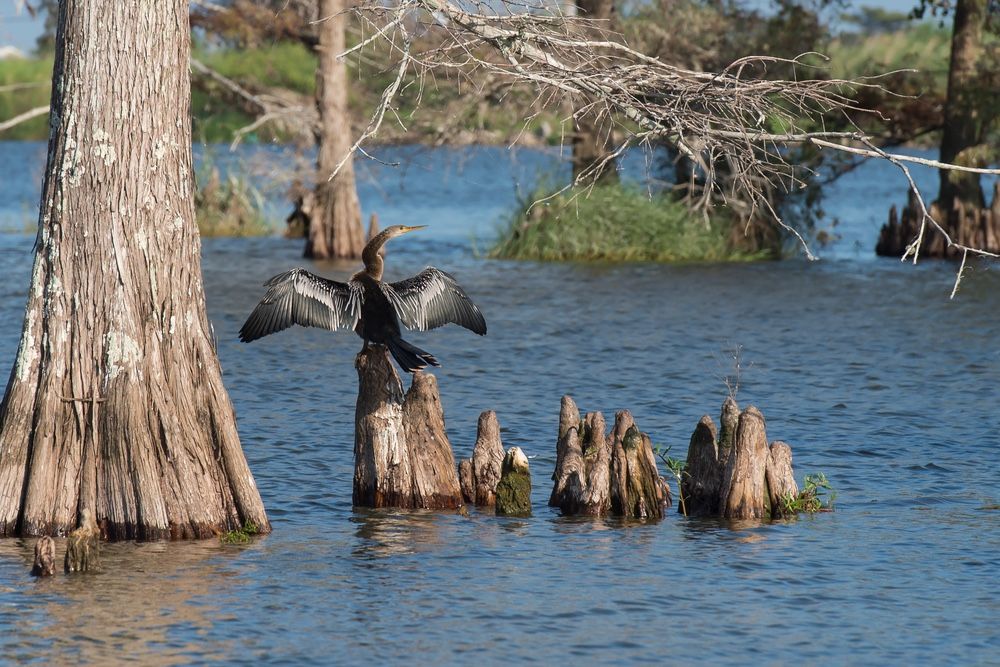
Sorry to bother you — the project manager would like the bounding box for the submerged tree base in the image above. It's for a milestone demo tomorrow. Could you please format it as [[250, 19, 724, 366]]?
[[490, 184, 779, 263]]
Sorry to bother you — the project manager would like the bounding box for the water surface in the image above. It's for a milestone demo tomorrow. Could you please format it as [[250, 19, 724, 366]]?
[[0, 143, 997, 665]]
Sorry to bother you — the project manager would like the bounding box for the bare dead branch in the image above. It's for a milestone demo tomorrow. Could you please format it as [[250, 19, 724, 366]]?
[[191, 57, 316, 147], [0, 105, 49, 134]]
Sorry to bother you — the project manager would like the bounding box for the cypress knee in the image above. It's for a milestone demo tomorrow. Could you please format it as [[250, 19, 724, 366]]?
[[65, 508, 100, 573], [609, 411, 670, 519], [719, 397, 740, 465], [718, 406, 770, 520], [353, 348, 412, 507], [32, 536, 56, 577], [354, 348, 462, 509], [681, 415, 721, 517], [766, 441, 799, 518], [403, 372, 463, 509], [471, 411, 505, 507], [495, 447, 532, 517]]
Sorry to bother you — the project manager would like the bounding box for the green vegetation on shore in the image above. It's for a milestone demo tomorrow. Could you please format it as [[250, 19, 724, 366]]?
[[0, 56, 52, 141], [825, 22, 950, 83], [490, 184, 774, 263]]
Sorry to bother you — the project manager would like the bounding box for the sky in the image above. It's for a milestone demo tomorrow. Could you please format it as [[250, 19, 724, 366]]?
[[0, 0, 934, 53]]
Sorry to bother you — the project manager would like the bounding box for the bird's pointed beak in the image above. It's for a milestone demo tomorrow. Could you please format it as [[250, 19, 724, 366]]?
[[401, 225, 427, 234]]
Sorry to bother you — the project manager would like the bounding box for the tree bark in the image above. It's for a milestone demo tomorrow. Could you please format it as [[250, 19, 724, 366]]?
[[765, 441, 799, 519], [680, 415, 721, 517], [0, 0, 269, 540], [353, 348, 463, 509], [571, 0, 619, 185], [718, 406, 769, 520], [305, 0, 364, 259], [608, 411, 670, 520], [402, 372, 463, 509], [938, 0, 987, 211], [458, 410, 505, 506]]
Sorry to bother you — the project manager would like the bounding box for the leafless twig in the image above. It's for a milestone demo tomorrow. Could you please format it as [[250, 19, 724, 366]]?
[[0, 105, 49, 134]]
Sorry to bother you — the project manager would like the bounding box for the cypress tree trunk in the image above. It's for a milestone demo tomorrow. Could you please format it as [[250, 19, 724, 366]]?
[[938, 0, 987, 211], [306, 0, 364, 259], [0, 0, 269, 540], [571, 0, 619, 185]]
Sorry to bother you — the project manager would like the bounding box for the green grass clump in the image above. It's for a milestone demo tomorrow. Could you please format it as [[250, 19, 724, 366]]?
[[195, 166, 273, 238], [781, 472, 836, 514], [490, 184, 771, 263], [220, 520, 260, 544], [0, 56, 53, 140]]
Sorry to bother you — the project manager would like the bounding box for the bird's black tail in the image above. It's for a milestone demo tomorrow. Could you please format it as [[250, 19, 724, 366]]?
[[386, 337, 440, 373]]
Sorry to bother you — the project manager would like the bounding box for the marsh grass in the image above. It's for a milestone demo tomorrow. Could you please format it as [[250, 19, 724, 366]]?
[[491, 184, 771, 263], [195, 163, 273, 238], [825, 23, 951, 84]]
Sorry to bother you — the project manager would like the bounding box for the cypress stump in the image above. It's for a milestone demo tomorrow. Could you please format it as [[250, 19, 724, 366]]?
[[718, 406, 770, 519], [679, 399, 811, 520], [495, 447, 532, 517], [32, 536, 56, 577], [65, 507, 100, 573], [680, 415, 720, 517], [550, 396, 669, 519], [876, 184, 1000, 258], [458, 411, 505, 507], [353, 348, 462, 509]]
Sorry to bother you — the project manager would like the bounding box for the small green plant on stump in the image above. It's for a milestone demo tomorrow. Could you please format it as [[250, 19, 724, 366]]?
[[781, 473, 836, 514], [220, 520, 260, 544], [655, 445, 688, 517]]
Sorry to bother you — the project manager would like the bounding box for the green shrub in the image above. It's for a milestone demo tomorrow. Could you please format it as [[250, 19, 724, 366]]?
[[490, 183, 773, 263]]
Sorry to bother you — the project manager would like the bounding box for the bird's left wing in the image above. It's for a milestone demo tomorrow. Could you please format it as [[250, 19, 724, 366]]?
[[385, 267, 487, 335], [239, 268, 361, 342]]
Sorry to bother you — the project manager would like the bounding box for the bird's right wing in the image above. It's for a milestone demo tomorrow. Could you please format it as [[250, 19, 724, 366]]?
[[238, 268, 361, 342], [385, 267, 487, 335]]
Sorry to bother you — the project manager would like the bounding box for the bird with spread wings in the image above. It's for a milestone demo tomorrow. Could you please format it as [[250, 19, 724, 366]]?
[[239, 225, 486, 372]]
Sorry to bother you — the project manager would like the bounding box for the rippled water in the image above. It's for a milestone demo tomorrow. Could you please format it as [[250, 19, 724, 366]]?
[[0, 142, 997, 665]]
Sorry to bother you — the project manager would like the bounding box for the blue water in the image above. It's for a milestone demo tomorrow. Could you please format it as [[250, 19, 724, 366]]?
[[0, 142, 997, 665]]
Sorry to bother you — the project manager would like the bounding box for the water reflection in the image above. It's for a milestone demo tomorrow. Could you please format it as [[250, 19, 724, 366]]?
[[350, 509, 453, 560], [0, 539, 249, 665]]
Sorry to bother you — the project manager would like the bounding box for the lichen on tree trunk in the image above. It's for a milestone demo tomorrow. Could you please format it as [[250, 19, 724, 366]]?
[[0, 0, 269, 540], [305, 0, 364, 260]]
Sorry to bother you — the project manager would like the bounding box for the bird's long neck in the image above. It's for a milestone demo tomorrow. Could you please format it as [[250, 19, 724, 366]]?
[[362, 229, 392, 281]]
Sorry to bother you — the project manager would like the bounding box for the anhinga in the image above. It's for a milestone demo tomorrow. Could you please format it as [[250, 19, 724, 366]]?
[[239, 225, 487, 372]]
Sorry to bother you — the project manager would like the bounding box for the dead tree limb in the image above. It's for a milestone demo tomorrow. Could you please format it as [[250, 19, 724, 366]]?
[[0, 105, 49, 134], [336, 0, 1000, 282]]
